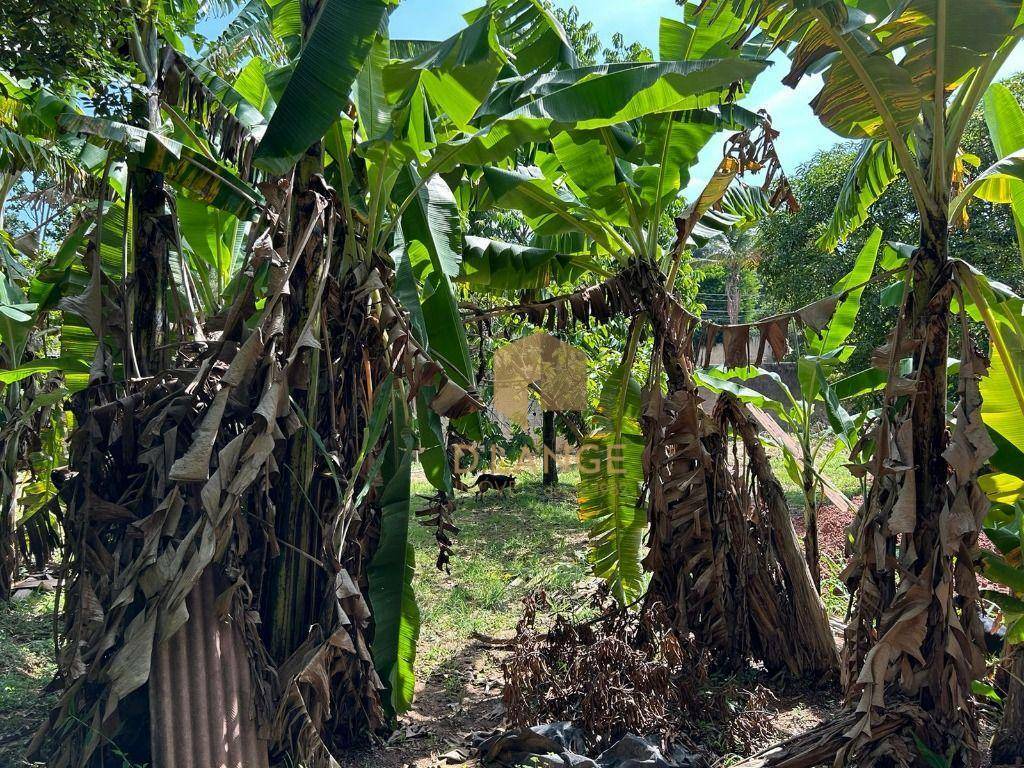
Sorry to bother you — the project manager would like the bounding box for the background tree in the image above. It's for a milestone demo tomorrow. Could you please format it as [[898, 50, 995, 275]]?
[[0, 0, 139, 98], [552, 5, 653, 65], [756, 73, 1024, 374], [695, 229, 761, 324]]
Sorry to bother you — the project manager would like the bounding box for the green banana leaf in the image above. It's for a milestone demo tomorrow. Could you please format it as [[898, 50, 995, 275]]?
[[984, 82, 1024, 263], [693, 364, 794, 417], [175, 53, 268, 133], [480, 166, 626, 255], [235, 58, 278, 115], [268, 0, 303, 50], [457, 236, 596, 291], [28, 203, 128, 390], [61, 115, 263, 218], [659, 1, 748, 61], [832, 358, 914, 400], [177, 197, 245, 305], [690, 179, 776, 244], [819, 140, 900, 252], [254, 0, 388, 172], [384, 12, 504, 131], [141, 134, 263, 219], [200, 0, 287, 72], [394, 173, 483, 441], [484, 0, 578, 74], [549, 129, 626, 220], [951, 148, 1024, 222], [395, 167, 463, 278], [356, 28, 394, 144], [956, 262, 1024, 480], [578, 358, 647, 605], [487, 58, 768, 128], [0, 127, 64, 176], [393, 240, 453, 493], [979, 507, 1024, 642], [0, 357, 90, 385], [425, 57, 768, 175], [979, 473, 1024, 505], [808, 226, 882, 354], [367, 392, 420, 715]]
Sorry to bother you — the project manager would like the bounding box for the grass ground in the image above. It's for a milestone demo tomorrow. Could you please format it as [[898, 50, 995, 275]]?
[[349, 458, 596, 766], [0, 451, 855, 767], [0, 592, 55, 766], [410, 460, 590, 687]]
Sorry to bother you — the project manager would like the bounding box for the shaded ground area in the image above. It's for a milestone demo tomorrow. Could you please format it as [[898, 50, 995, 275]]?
[[0, 592, 55, 767], [349, 460, 594, 767]]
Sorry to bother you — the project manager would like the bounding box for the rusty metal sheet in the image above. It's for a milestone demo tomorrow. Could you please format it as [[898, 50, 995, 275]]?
[[150, 568, 269, 768]]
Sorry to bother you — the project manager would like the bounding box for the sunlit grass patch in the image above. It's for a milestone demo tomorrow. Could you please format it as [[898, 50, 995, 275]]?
[[410, 460, 590, 684]]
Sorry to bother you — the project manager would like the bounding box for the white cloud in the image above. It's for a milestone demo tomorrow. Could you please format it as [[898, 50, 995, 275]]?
[[758, 74, 819, 116]]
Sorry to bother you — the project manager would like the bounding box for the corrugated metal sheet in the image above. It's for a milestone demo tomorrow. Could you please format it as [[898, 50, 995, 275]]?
[[150, 568, 270, 768]]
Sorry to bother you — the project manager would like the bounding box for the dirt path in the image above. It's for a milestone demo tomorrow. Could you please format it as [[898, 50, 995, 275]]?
[[348, 463, 587, 767], [348, 640, 507, 767]]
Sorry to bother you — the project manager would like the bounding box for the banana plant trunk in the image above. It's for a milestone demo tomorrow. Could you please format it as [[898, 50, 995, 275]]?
[[265, 150, 328, 662], [262, 0, 332, 665], [542, 411, 558, 485], [131, 90, 169, 377], [259, 147, 390, 748], [633, 260, 837, 678], [904, 209, 969, 750], [0, 388, 21, 601], [842, 179, 989, 764], [715, 394, 839, 675], [992, 644, 1024, 765], [801, 459, 820, 592]]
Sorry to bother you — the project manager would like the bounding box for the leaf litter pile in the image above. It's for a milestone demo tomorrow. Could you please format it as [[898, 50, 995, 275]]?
[[503, 589, 707, 748], [493, 587, 833, 767]]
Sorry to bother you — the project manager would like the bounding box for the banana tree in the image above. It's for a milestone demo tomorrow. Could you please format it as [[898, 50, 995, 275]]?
[[469, 18, 770, 606], [0, 245, 47, 600], [0, 76, 99, 600], [19, 1, 296, 763], [704, 0, 1024, 762]]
